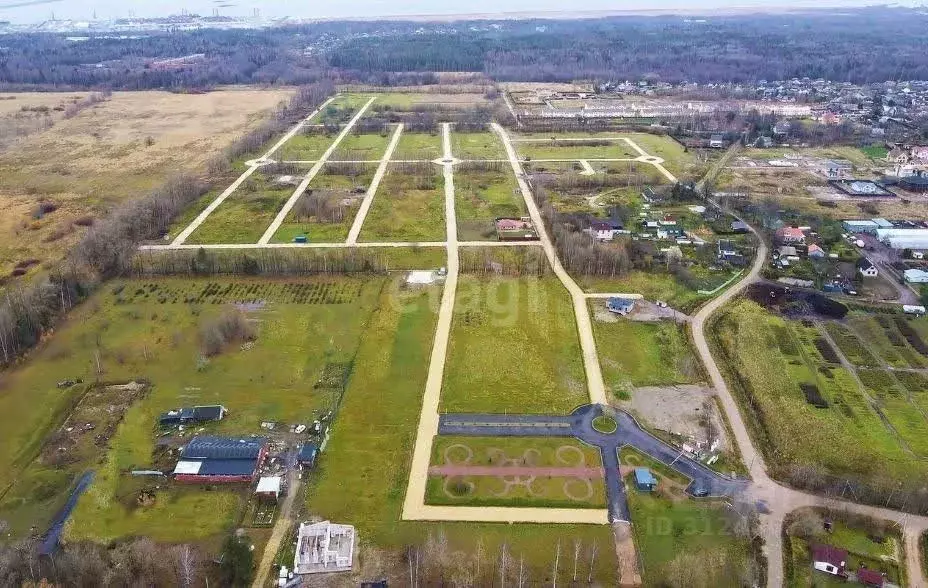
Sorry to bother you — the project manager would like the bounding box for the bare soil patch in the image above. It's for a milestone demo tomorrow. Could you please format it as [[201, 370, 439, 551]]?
[[623, 384, 730, 450]]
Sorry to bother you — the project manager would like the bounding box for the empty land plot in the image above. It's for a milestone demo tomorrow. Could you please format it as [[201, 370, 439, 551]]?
[[451, 130, 507, 159], [620, 133, 702, 177], [358, 163, 445, 242], [426, 436, 605, 508], [277, 129, 341, 161], [454, 166, 526, 241], [271, 164, 377, 243], [441, 277, 588, 414], [332, 130, 394, 161], [711, 299, 922, 483], [0, 88, 292, 281], [373, 93, 489, 109], [393, 130, 443, 160], [186, 172, 293, 244], [628, 491, 755, 587], [516, 139, 638, 161], [590, 312, 700, 396], [0, 277, 380, 541], [304, 286, 617, 584]]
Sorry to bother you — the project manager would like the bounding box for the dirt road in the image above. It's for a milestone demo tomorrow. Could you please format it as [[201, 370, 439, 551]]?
[[251, 473, 301, 588], [346, 123, 403, 244], [259, 96, 376, 245]]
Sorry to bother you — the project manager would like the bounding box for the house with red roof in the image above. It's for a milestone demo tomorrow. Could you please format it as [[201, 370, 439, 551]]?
[[856, 567, 885, 587], [811, 543, 848, 579], [775, 227, 806, 245]]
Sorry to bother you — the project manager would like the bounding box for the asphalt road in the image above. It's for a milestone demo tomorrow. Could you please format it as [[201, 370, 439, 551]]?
[[438, 404, 749, 523]]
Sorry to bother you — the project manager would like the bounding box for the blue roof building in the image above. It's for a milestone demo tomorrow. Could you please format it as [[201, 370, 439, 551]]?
[[173, 435, 267, 482], [297, 443, 319, 467], [607, 297, 636, 316], [634, 467, 657, 492]]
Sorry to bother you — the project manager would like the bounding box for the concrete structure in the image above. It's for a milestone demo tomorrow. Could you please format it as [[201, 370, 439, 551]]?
[[904, 269, 928, 284], [294, 521, 355, 574], [172, 436, 267, 483]]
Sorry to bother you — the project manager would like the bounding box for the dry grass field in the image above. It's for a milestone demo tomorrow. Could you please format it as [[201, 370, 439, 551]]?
[[0, 88, 293, 282]]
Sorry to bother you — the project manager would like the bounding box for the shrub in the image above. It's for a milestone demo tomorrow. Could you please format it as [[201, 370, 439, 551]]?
[[199, 307, 256, 357]]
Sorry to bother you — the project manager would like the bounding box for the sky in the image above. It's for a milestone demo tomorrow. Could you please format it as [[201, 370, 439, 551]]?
[[0, 0, 912, 23]]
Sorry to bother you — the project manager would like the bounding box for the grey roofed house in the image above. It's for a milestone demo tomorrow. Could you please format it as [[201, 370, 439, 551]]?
[[730, 221, 750, 233], [159, 404, 227, 426]]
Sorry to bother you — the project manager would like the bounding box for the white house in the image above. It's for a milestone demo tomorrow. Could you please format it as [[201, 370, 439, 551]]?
[[857, 258, 879, 278], [904, 269, 928, 284]]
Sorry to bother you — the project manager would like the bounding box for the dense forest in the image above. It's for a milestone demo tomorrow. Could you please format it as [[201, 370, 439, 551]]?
[[1, 7, 927, 90]]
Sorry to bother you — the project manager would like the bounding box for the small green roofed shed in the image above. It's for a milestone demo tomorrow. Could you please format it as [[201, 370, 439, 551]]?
[[634, 467, 657, 492]]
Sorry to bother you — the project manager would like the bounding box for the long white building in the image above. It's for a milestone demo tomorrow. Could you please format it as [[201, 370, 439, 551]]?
[[876, 228, 928, 250]]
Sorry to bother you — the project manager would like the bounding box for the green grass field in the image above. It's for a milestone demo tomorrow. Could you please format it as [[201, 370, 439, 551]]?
[[304, 283, 618, 584], [627, 490, 755, 586], [711, 299, 928, 484], [358, 164, 446, 242], [0, 277, 383, 540], [333, 130, 394, 161], [394, 131, 443, 160], [277, 132, 340, 161], [186, 173, 291, 244], [441, 277, 588, 414], [454, 167, 526, 241], [431, 436, 602, 467], [516, 139, 638, 161], [590, 313, 701, 396], [451, 131, 507, 159], [580, 271, 709, 313]]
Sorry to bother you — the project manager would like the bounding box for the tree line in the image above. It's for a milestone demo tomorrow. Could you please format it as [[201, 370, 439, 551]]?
[[2, 8, 928, 90]]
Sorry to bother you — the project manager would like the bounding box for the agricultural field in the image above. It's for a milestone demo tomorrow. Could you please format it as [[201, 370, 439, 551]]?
[[304, 283, 619, 584], [451, 130, 507, 159], [271, 164, 377, 243], [590, 314, 701, 396], [441, 277, 588, 415], [426, 436, 606, 508], [358, 163, 445, 242], [710, 298, 928, 483], [0, 88, 293, 282], [186, 171, 292, 244], [454, 165, 526, 241], [0, 277, 383, 541]]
